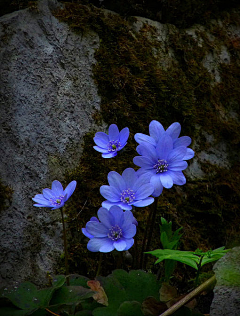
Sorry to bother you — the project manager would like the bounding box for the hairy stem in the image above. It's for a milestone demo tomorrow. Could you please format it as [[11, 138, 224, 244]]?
[[60, 208, 70, 286]]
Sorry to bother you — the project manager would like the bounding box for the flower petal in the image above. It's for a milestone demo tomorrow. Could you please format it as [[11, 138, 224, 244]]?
[[135, 143, 158, 163], [132, 173, 151, 191], [122, 168, 138, 188], [51, 180, 64, 195], [133, 197, 154, 207], [99, 239, 115, 253], [122, 224, 136, 238], [98, 207, 114, 228], [82, 228, 94, 239], [64, 180, 77, 200], [135, 183, 154, 200], [100, 185, 120, 202], [156, 135, 173, 160], [124, 238, 134, 250], [133, 156, 154, 169], [183, 148, 195, 160], [149, 120, 165, 142], [108, 171, 126, 191], [94, 132, 109, 147], [86, 222, 109, 237], [42, 188, 55, 199], [93, 146, 109, 153], [159, 173, 173, 188], [119, 127, 129, 145], [150, 175, 163, 197], [32, 194, 49, 204], [174, 136, 191, 147], [108, 124, 119, 141], [109, 206, 124, 226], [87, 238, 112, 252], [169, 161, 188, 171], [167, 146, 187, 164], [102, 152, 117, 158], [113, 239, 127, 251], [134, 133, 156, 146], [166, 122, 181, 139], [168, 171, 186, 185]]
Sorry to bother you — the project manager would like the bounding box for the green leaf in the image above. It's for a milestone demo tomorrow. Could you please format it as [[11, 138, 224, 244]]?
[[0, 307, 33, 316], [146, 249, 199, 270], [50, 286, 94, 306], [117, 301, 143, 316], [92, 269, 161, 316], [68, 274, 90, 287]]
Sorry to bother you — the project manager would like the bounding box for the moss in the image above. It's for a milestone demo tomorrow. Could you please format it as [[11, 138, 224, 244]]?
[[53, 3, 240, 277], [0, 179, 13, 213]]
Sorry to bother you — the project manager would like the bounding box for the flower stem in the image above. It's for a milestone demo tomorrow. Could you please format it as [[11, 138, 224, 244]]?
[[60, 208, 70, 286], [96, 253, 103, 277]]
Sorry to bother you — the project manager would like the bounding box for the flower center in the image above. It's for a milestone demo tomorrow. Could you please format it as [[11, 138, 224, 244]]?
[[153, 159, 168, 173], [108, 225, 123, 241], [50, 195, 64, 206], [108, 140, 121, 152], [121, 188, 135, 204]]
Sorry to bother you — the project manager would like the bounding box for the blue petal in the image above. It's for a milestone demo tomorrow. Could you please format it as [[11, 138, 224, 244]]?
[[94, 132, 109, 147], [183, 148, 195, 160], [133, 156, 154, 169], [124, 238, 134, 250], [82, 228, 94, 239], [117, 202, 132, 211], [168, 171, 186, 185], [122, 168, 138, 188], [102, 200, 117, 210], [167, 146, 187, 164], [64, 180, 77, 200], [135, 143, 157, 163], [90, 217, 99, 222], [98, 207, 114, 228], [132, 173, 151, 191], [100, 185, 120, 202], [108, 124, 119, 140], [87, 238, 112, 252], [150, 175, 163, 197], [159, 173, 173, 188], [134, 133, 156, 146], [166, 122, 181, 139], [32, 194, 48, 204], [86, 222, 109, 237], [42, 188, 55, 199], [174, 136, 191, 147], [133, 197, 154, 207], [109, 206, 124, 226], [135, 183, 154, 200], [33, 203, 51, 208], [102, 152, 117, 158], [156, 135, 173, 160], [169, 161, 188, 171], [113, 239, 127, 251], [51, 180, 64, 195], [108, 171, 126, 192], [99, 239, 115, 253], [93, 146, 109, 153], [149, 120, 165, 142], [119, 127, 129, 145], [122, 224, 136, 238]]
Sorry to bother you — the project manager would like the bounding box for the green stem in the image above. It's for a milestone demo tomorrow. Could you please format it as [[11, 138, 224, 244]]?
[[60, 208, 70, 286], [142, 197, 159, 269], [195, 255, 204, 286], [96, 253, 103, 277]]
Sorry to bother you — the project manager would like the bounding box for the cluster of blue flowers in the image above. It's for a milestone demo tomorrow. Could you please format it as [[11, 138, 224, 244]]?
[[33, 121, 194, 253]]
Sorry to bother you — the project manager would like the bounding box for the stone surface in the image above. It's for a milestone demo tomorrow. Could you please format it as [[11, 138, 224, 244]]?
[[0, 0, 100, 287], [210, 247, 240, 316]]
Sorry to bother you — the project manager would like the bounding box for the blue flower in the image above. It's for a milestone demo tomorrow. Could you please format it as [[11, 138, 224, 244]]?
[[135, 120, 194, 160], [93, 124, 129, 158], [100, 168, 154, 211], [82, 206, 137, 252], [133, 135, 188, 197], [32, 180, 77, 210]]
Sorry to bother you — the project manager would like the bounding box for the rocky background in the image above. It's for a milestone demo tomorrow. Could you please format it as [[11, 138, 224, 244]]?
[[0, 0, 240, 313]]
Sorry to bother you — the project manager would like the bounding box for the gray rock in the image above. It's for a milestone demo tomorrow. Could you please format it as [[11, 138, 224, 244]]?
[[0, 0, 100, 286], [210, 247, 240, 316]]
